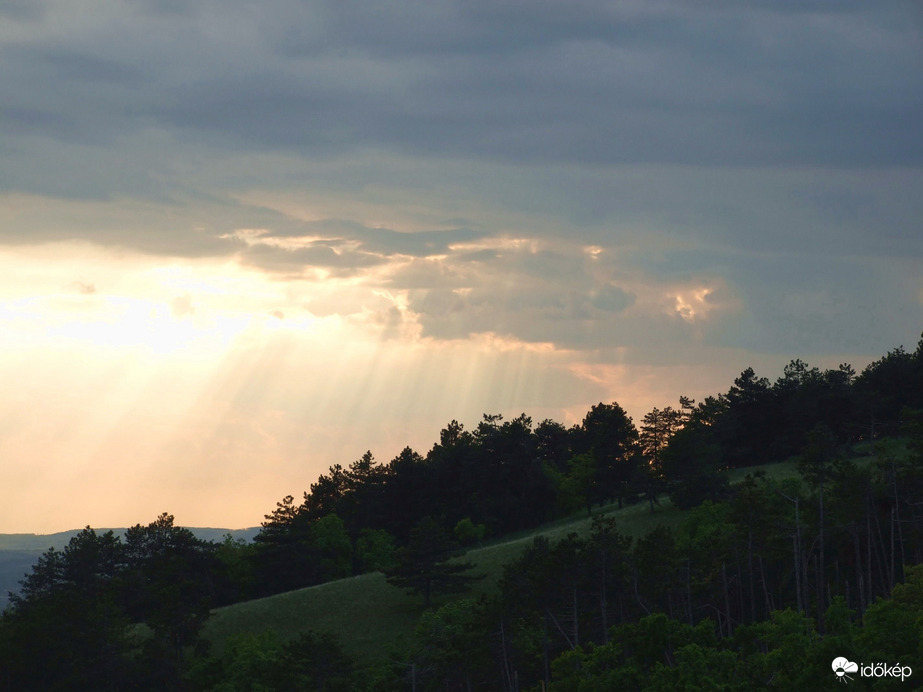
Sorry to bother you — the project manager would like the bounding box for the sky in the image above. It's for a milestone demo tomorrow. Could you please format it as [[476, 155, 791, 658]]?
[[1, 0, 921, 533]]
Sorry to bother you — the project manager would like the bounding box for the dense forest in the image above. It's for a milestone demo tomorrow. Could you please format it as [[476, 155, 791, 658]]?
[[2, 337, 923, 690]]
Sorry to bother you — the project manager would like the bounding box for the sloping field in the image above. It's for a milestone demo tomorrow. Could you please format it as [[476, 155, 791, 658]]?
[[202, 497, 692, 664], [203, 453, 881, 667]]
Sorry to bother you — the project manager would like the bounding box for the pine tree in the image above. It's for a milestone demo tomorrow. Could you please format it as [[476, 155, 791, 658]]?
[[384, 517, 482, 607]]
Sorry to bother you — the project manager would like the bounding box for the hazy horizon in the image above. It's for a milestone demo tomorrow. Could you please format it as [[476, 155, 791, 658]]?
[[1, 1, 921, 533]]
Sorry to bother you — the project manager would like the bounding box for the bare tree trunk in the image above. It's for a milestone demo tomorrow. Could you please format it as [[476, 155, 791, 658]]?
[[748, 526, 757, 624], [853, 525, 865, 614], [891, 506, 896, 591], [867, 503, 874, 600], [722, 562, 733, 638], [599, 583, 609, 644], [598, 558, 609, 644], [818, 480, 825, 633], [814, 552, 824, 633], [546, 608, 575, 650], [780, 492, 804, 615], [543, 612, 550, 689], [892, 457, 907, 578], [686, 559, 693, 625], [793, 532, 803, 614], [730, 547, 744, 627], [871, 497, 890, 591], [633, 569, 652, 616], [759, 554, 772, 620], [499, 617, 513, 692]]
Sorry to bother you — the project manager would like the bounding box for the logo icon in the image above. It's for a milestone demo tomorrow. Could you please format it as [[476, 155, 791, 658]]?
[[832, 657, 858, 683]]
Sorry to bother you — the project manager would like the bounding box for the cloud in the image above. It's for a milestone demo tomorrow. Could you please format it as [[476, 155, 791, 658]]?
[[231, 223, 487, 279], [1, 0, 919, 183], [72, 281, 97, 295], [247, 219, 485, 258], [342, 226, 484, 258], [239, 241, 384, 276], [0, 0, 46, 21], [0, 2, 918, 366], [591, 284, 636, 313], [377, 238, 739, 352]]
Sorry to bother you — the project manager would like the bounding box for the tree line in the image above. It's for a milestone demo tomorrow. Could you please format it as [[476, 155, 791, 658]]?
[[1, 335, 922, 689], [249, 337, 923, 599], [374, 420, 923, 689]]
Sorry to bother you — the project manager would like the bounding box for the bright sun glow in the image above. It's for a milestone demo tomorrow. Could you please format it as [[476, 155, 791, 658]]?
[[45, 296, 248, 356], [0, 242, 744, 533]]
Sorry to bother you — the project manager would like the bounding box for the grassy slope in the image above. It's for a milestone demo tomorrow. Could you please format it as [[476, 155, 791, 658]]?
[[202, 451, 887, 667], [202, 499, 688, 664]]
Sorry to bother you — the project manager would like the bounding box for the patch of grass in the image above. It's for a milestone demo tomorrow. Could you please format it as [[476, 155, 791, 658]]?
[[204, 572, 421, 664], [852, 436, 910, 463], [464, 498, 686, 595], [726, 458, 801, 485], [202, 498, 683, 668]]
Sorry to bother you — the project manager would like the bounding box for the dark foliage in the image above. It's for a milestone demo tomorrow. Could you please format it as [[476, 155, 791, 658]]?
[[0, 514, 225, 691], [187, 629, 359, 691], [384, 517, 483, 608]]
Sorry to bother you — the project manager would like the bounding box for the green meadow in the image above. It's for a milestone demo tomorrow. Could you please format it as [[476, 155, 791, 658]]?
[[202, 455, 817, 667]]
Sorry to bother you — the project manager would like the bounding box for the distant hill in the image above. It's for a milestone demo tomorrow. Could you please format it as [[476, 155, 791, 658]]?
[[0, 526, 261, 552], [0, 526, 260, 610]]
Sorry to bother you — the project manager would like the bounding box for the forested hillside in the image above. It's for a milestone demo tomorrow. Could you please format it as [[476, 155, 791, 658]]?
[[2, 337, 922, 690], [0, 528, 260, 612]]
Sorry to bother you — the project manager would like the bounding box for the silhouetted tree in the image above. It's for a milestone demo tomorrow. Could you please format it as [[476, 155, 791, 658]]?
[[579, 402, 640, 509], [640, 406, 685, 473], [121, 513, 221, 682], [385, 517, 482, 608]]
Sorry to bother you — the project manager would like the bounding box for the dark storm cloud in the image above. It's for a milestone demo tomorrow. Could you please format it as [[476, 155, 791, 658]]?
[[0, 0, 46, 21], [1, 0, 920, 175], [591, 285, 636, 313]]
